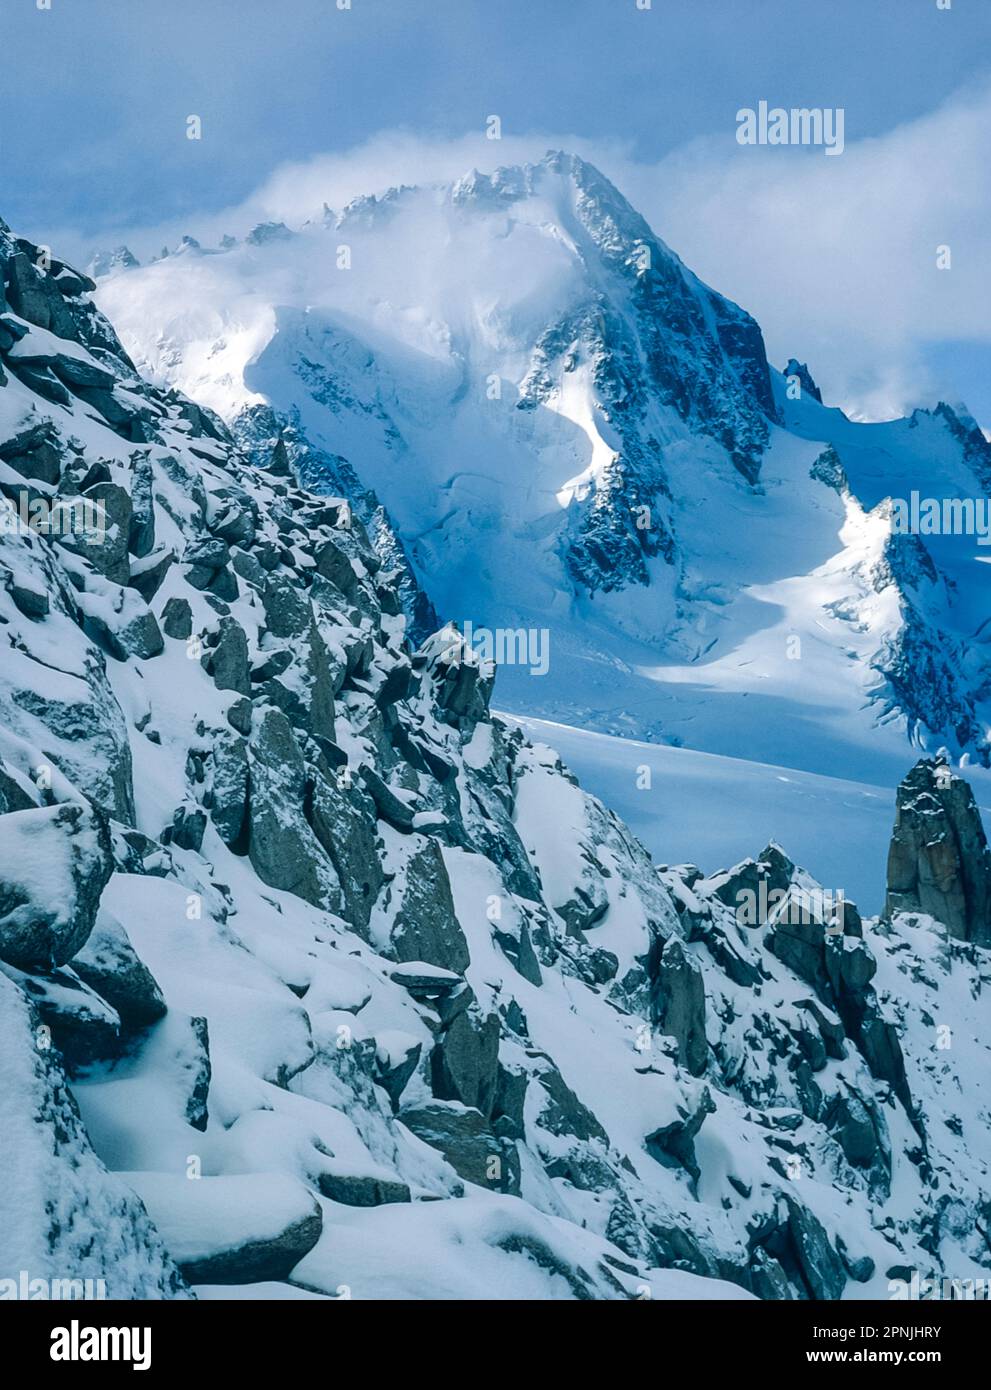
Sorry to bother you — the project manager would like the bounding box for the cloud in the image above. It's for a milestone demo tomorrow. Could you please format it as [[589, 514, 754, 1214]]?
[[61, 78, 991, 425], [626, 79, 991, 422]]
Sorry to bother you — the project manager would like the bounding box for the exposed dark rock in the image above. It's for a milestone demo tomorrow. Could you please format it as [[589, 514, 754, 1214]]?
[[83, 592, 164, 662], [5, 251, 79, 337], [837, 1238, 875, 1284], [858, 1010, 914, 1118], [795, 998, 846, 1060], [389, 839, 470, 973], [127, 452, 156, 556], [430, 1007, 500, 1118], [373, 1037, 422, 1112], [318, 1171, 411, 1206], [493, 1061, 529, 1140], [167, 803, 207, 853], [360, 765, 415, 832], [246, 708, 342, 910], [181, 1015, 211, 1130], [418, 627, 494, 734], [645, 1085, 716, 1188], [79, 481, 132, 585], [260, 621, 337, 740], [885, 759, 991, 944], [314, 538, 359, 599], [783, 358, 823, 403], [0, 421, 62, 483], [161, 596, 193, 639], [650, 936, 708, 1077], [495, 922, 544, 987], [750, 1246, 795, 1300], [779, 1196, 846, 1301], [128, 547, 174, 603], [401, 1101, 520, 1194], [825, 935, 876, 999], [0, 763, 37, 815], [823, 1087, 885, 1171], [1, 962, 121, 1072], [261, 573, 310, 638], [3, 566, 49, 619], [389, 963, 464, 999], [208, 731, 250, 850], [532, 1057, 609, 1144], [765, 897, 832, 1002], [207, 616, 251, 695], [308, 774, 383, 932]]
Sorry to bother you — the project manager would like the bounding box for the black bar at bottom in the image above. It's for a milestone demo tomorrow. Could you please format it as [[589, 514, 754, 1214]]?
[[7, 1295, 985, 1375]]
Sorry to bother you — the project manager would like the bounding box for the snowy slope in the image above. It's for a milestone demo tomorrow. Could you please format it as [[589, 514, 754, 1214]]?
[[96, 152, 991, 778], [505, 715, 991, 916], [3, 210, 991, 1302]]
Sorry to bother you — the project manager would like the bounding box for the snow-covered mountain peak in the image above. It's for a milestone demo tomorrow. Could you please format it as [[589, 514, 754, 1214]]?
[[92, 158, 991, 773], [88, 245, 140, 280]]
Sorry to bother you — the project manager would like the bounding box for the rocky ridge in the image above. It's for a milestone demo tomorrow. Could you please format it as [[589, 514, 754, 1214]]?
[[2, 215, 990, 1299]]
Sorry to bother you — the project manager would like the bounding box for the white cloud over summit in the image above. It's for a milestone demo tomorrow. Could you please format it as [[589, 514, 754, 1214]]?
[[75, 78, 991, 425]]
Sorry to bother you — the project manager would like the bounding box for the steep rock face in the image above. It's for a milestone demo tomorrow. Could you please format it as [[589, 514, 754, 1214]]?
[[1, 213, 990, 1301], [886, 759, 991, 944], [865, 526, 984, 757], [786, 405, 991, 767], [650, 936, 708, 1078], [504, 152, 775, 590], [508, 152, 776, 482]]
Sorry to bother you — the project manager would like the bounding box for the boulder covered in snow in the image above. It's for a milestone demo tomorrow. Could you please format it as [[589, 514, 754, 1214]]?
[[71, 908, 167, 1029], [123, 1172, 323, 1284], [0, 972, 186, 1296], [0, 802, 114, 971]]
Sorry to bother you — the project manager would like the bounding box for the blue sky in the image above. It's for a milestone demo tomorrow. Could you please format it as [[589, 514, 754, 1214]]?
[[4, 0, 987, 234], [4, 0, 991, 422]]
